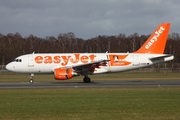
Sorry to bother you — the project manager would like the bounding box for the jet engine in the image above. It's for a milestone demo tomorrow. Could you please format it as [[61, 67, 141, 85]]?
[[54, 68, 78, 80]]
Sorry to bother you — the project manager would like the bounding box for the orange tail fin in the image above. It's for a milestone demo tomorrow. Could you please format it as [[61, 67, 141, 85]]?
[[135, 23, 170, 54]]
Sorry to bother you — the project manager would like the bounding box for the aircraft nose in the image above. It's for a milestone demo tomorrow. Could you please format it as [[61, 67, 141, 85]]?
[[6, 63, 10, 71], [6, 63, 14, 71]]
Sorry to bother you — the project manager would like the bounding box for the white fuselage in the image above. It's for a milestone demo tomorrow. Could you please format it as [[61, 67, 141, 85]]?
[[6, 53, 174, 74]]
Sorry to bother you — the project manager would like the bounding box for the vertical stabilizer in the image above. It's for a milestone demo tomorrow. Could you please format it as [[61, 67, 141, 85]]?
[[135, 23, 170, 54]]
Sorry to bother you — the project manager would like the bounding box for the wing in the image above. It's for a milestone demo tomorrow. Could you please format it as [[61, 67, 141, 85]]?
[[72, 60, 109, 75]]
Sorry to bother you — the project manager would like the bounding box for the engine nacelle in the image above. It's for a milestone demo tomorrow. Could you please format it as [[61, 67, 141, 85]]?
[[54, 68, 74, 80]]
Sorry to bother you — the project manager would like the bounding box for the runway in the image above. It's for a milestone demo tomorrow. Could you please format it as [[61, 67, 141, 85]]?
[[0, 80, 180, 88]]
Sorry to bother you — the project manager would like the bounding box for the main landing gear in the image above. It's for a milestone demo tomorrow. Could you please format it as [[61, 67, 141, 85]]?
[[83, 76, 91, 83], [29, 73, 34, 84]]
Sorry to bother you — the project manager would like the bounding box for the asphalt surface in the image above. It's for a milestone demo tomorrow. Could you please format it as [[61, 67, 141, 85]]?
[[0, 80, 180, 88]]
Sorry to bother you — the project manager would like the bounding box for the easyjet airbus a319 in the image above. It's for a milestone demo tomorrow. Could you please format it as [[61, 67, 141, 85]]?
[[6, 23, 174, 83]]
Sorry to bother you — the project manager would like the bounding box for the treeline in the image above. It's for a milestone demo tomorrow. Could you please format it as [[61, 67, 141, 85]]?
[[0, 32, 180, 66]]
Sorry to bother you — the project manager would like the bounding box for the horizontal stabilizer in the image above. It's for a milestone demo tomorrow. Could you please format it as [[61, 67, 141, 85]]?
[[149, 54, 174, 62]]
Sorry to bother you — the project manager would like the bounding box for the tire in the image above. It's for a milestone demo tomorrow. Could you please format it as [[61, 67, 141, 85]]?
[[83, 77, 91, 83], [29, 79, 34, 84]]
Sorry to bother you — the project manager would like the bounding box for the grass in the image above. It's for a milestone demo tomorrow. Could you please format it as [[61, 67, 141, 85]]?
[[0, 72, 180, 119], [0, 88, 180, 120]]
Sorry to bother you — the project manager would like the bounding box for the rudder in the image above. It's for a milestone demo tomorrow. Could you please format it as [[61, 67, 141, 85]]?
[[135, 23, 170, 54]]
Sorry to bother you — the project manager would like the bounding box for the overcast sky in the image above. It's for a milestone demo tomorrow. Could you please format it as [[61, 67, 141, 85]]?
[[0, 0, 180, 39]]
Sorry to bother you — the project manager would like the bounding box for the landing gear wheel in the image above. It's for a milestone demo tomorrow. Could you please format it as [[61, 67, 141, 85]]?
[[29, 79, 34, 84], [83, 77, 91, 83], [29, 73, 34, 84]]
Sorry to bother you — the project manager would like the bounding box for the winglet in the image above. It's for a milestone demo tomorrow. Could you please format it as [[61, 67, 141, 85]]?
[[135, 23, 170, 54]]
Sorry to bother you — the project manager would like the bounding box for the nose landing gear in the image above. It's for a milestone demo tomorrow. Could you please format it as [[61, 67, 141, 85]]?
[[29, 73, 34, 84]]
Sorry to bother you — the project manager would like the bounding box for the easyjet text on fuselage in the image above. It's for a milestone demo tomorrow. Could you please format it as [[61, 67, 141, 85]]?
[[34, 54, 96, 66]]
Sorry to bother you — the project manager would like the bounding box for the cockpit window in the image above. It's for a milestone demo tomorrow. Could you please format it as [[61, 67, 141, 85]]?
[[14, 59, 22, 62]]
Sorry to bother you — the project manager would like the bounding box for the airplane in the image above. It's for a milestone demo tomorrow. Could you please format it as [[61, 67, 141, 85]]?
[[6, 23, 174, 83]]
